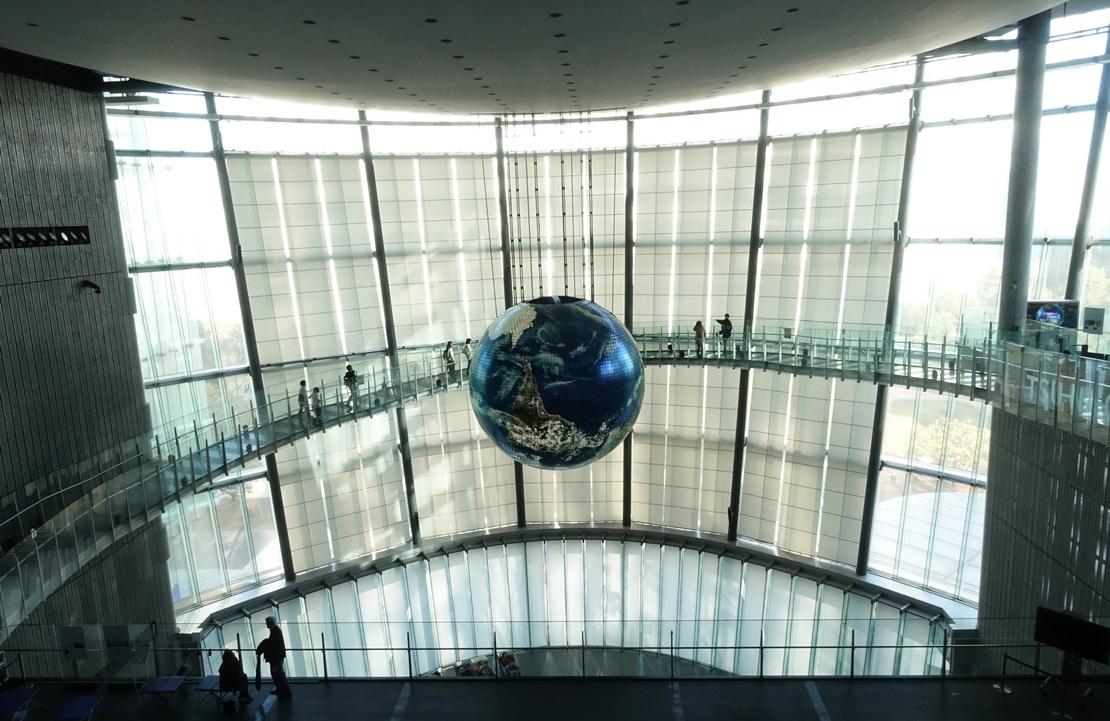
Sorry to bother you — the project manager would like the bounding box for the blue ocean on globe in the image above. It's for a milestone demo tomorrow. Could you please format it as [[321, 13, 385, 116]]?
[[469, 297, 645, 470]]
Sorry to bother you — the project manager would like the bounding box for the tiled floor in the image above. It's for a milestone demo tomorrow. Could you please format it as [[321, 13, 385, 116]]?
[[5, 676, 1106, 721]]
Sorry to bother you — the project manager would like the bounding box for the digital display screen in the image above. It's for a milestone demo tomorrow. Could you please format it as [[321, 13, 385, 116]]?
[[1026, 300, 1079, 329]]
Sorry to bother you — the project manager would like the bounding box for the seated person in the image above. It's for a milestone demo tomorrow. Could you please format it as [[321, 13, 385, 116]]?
[[219, 649, 253, 702]]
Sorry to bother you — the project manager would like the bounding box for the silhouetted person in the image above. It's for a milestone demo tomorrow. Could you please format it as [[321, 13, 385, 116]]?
[[443, 341, 456, 384], [256, 616, 292, 699], [219, 649, 252, 704]]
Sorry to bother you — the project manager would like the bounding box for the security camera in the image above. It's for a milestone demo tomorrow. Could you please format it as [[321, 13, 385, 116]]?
[[80, 280, 102, 294]]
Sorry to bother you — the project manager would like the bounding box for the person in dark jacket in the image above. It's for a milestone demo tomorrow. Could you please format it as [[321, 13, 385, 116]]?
[[218, 649, 252, 703], [256, 615, 292, 699]]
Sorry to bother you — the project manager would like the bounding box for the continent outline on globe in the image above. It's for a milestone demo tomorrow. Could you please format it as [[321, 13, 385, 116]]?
[[469, 296, 645, 470]]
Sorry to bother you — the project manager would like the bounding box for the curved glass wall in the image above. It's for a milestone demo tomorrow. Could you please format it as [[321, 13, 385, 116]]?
[[200, 538, 948, 678], [98, 8, 1110, 620]]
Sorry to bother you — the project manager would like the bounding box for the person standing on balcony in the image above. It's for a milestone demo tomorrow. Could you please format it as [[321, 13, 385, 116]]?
[[343, 364, 359, 412], [443, 341, 456, 385], [297, 380, 308, 424], [255, 616, 292, 699], [694, 321, 706, 358], [310, 387, 322, 427], [716, 313, 733, 356]]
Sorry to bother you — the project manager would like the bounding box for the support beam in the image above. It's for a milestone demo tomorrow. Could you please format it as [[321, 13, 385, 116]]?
[[495, 119, 528, 528], [623, 112, 636, 527], [359, 112, 421, 545], [205, 93, 295, 582], [728, 90, 771, 542], [998, 11, 1051, 337], [1065, 28, 1110, 300], [856, 59, 925, 575]]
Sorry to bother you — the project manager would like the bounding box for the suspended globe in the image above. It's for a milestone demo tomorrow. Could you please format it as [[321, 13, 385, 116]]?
[[469, 296, 645, 470]]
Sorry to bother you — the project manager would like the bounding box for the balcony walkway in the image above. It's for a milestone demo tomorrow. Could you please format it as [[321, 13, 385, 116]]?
[[3, 329, 1108, 644]]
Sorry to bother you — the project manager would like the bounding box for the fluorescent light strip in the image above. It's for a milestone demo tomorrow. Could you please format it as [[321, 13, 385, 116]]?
[[306, 435, 337, 559], [315, 159, 349, 356], [750, 142, 773, 331], [271, 158, 307, 361], [704, 146, 718, 326], [667, 149, 680, 333], [661, 366, 673, 527], [696, 366, 709, 531], [412, 159, 435, 331], [450, 159, 473, 338], [352, 418, 378, 552], [544, 156, 554, 294], [579, 154, 592, 299]]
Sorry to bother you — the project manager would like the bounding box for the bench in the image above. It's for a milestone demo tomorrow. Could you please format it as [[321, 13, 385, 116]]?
[[0, 687, 38, 715], [137, 676, 184, 705]]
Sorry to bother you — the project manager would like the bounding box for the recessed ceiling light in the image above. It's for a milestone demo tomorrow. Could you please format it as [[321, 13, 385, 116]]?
[[368, 68, 378, 72], [454, 55, 464, 59], [182, 16, 195, 22], [787, 7, 799, 12], [399, 86, 406, 89], [738, 65, 747, 69], [296, 77, 305, 80], [425, 18, 438, 23], [651, 75, 659, 79], [350, 55, 361, 59], [758, 43, 768, 47], [385, 79, 394, 82], [328, 39, 340, 43], [26, 22, 39, 27], [315, 85, 323, 88], [481, 85, 490, 88], [655, 66, 664, 69], [561, 62, 571, 66], [248, 52, 259, 57], [303, 20, 316, 25], [273, 66, 283, 70], [441, 38, 452, 43], [676, 1, 689, 5], [554, 33, 566, 38], [659, 54, 669, 58], [474, 77, 482, 80], [550, 12, 563, 18], [558, 49, 569, 53], [218, 36, 230, 40], [669, 22, 681, 27], [772, 26, 783, 31], [663, 40, 674, 45]]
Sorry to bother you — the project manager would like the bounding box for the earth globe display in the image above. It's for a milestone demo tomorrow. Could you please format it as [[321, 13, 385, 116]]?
[[469, 296, 645, 470]]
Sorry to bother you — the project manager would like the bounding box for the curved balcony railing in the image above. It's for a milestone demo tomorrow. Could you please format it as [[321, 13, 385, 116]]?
[[1, 325, 1106, 643]]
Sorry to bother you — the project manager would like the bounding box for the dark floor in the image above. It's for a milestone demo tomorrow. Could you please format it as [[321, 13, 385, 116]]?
[[5, 676, 1106, 721]]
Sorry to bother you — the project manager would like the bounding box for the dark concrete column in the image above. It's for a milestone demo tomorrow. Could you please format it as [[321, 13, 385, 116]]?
[[205, 93, 296, 581], [495, 119, 527, 527], [998, 11, 1051, 337], [856, 58, 925, 575], [1065, 30, 1110, 300], [359, 113, 421, 544], [623, 112, 636, 527], [728, 90, 771, 542]]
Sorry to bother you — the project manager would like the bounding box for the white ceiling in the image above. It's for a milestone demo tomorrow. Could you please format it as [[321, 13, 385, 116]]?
[[0, 1, 1083, 115]]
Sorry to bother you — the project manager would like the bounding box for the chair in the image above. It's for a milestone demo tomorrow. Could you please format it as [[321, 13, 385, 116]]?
[[0, 687, 38, 717], [195, 676, 238, 708], [55, 696, 101, 720]]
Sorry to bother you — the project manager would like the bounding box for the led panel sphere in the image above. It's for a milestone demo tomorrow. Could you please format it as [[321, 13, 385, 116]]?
[[469, 296, 645, 470]]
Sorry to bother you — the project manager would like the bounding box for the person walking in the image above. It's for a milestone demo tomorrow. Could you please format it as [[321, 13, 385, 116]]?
[[461, 338, 474, 384], [297, 380, 308, 423], [310, 387, 322, 427], [343, 364, 358, 412], [255, 616, 292, 699], [693, 321, 706, 358], [443, 341, 456, 385]]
